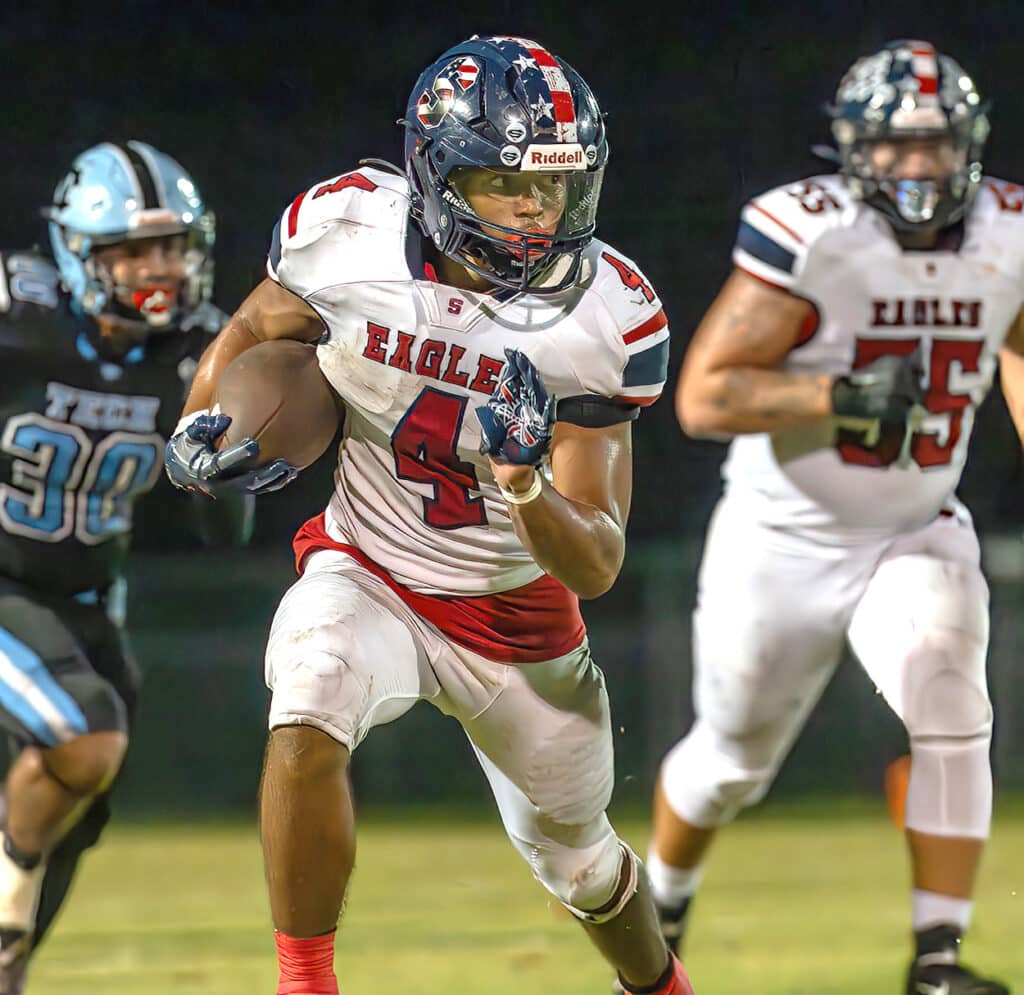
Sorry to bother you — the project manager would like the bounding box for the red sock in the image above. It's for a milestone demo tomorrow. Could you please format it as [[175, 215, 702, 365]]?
[[621, 954, 695, 995], [274, 930, 339, 995]]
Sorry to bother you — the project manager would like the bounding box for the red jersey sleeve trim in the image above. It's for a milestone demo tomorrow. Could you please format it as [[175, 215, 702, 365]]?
[[623, 308, 668, 345]]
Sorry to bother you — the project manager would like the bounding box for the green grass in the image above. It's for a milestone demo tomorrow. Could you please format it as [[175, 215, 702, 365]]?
[[31, 801, 1024, 994]]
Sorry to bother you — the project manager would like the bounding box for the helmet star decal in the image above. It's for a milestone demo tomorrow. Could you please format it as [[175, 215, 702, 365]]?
[[530, 95, 554, 122]]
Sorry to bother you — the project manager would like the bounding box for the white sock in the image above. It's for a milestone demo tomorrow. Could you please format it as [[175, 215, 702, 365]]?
[[0, 836, 43, 931], [646, 847, 703, 908], [912, 888, 973, 933]]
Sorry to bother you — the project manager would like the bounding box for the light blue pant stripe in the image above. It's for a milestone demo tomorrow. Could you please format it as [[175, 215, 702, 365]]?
[[0, 628, 89, 744]]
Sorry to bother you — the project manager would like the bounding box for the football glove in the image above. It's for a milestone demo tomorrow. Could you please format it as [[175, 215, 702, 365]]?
[[475, 348, 555, 466], [831, 347, 927, 422], [164, 412, 297, 496]]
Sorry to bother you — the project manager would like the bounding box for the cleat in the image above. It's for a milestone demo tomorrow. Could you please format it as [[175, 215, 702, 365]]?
[[0, 929, 29, 995], [908, 926, 1010, 995], [907, 960, 1010, 995]]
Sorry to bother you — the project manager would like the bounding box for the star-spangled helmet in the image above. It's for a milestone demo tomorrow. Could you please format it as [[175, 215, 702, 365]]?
[[827, 40, 990, 231], [44, 141, 216, 330], [402, 35, 608, 294]]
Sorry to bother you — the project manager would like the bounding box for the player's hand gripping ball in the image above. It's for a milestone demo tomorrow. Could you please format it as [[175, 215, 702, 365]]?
[[476, 348, 554, 466], [164, 340, 343, 495], [163, 412, 284, 496]]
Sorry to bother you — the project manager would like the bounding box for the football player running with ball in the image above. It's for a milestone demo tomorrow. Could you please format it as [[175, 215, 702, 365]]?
[[0, 142, 249, 994], [165, 35, 694, 995], [644, 41, 1017, 995]]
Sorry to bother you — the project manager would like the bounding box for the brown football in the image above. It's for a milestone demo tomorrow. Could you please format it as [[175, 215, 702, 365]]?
[[213, 339, 343, 469]]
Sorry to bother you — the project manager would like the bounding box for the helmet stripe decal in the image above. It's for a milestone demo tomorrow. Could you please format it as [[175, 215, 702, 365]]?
[[522, 42, 578, 142], [117, 143, 161, 209], [909, 41, 939, 96], [128, 142, 170, 208]]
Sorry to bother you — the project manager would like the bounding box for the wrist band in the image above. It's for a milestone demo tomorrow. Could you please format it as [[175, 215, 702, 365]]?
[[498, 468, 543, 505]]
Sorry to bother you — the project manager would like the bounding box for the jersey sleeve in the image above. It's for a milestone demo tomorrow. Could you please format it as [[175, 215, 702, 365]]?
[[977, 178, 1024, 287], [731, 176, 847, 291], [265, 167, 409, 298], [590, 247, 670, 410]]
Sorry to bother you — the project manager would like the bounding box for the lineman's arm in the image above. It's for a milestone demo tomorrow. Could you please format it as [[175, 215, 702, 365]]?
[[492, 421, 631, 601], [999, 306, 1024, 446], [180, 278, 324, 419], [676, 268, 831, 438]]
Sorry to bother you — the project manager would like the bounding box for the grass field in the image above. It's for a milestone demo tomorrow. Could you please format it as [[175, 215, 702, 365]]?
[[30, 800, 1023, 995]]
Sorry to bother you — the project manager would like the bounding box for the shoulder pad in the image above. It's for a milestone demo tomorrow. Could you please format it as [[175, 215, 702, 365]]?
[[732, 174, 853, 290], [974, 177, 1024, 226], [266, 167, 412, 298], [970, 178, 1024, 282], [579, 241, 670, 408], [0, 250, 68, 351], [0, 250, 61, 314]]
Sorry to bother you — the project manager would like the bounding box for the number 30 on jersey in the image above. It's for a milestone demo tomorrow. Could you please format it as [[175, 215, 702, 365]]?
[[0, 415, 162, 545]]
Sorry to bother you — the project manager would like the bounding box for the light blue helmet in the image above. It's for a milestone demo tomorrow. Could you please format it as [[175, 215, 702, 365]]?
[[45, 141, 215, 328]]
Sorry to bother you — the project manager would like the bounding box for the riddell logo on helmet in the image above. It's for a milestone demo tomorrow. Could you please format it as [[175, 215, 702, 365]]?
[[520, 144, 586, 172]]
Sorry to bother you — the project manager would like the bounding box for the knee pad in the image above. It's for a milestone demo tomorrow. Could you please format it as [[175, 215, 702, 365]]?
[[513, 819, 629, 919], [563, 843, 640, 924], [659, 721, 778, 828], [900, 629, 993, 840], [900, 630, 992, 743]]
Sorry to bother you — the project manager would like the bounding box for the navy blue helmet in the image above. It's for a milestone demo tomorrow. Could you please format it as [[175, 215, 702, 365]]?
[[403, 35, 608, 293], [827, 40, 989, 231]]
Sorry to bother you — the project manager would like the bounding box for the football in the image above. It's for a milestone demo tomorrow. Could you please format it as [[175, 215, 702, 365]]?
[[213, 339, 343, 469]]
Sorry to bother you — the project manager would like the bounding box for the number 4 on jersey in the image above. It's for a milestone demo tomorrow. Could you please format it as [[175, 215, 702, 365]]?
[[391, 388, 487, 530], [602, 252, 655, 303]]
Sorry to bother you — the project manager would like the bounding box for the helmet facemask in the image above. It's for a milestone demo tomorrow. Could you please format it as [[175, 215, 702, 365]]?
[[435, 162, 603, 293], [54, 214, 214, 342], [834, 116, 987, 231]]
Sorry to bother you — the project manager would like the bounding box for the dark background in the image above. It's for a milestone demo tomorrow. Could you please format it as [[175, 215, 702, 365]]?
[[4, 1, 1022, 811]]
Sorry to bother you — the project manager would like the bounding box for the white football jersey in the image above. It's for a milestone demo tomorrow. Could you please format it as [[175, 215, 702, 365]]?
[[268, 166, 668, 595], [725, 173, 1024, 536]]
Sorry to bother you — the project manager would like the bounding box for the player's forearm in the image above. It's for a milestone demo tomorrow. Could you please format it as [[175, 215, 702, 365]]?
[[678, 367, 833, 438], [504, 475, 625, 600], [181, 319, 262, 417]]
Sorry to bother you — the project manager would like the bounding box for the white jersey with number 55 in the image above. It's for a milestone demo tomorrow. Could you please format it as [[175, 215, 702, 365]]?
[[725, 172, 1024, 536], [266, 165, 669, 595]]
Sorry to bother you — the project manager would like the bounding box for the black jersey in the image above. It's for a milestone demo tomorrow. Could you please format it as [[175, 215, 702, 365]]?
[[0, 249, 224, 596]]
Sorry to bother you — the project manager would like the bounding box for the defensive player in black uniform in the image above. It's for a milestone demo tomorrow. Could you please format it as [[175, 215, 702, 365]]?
[[0, 140, 248, 993]]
